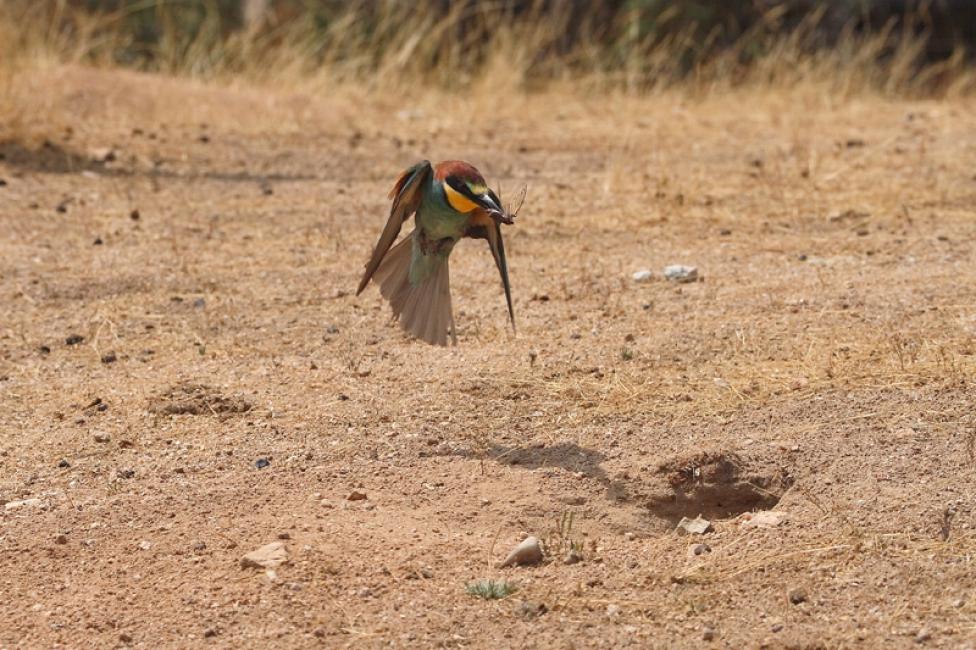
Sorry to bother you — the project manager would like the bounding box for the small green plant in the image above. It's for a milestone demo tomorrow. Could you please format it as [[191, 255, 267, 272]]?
[[465, 579, 518, 600], [544, 511, 585, 559]]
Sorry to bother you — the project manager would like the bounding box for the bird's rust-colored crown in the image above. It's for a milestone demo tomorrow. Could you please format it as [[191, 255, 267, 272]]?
[[434, 160, 485, 186]]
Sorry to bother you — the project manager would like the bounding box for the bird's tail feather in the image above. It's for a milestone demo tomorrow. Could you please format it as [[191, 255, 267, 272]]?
[[373, 231, 456, 346]]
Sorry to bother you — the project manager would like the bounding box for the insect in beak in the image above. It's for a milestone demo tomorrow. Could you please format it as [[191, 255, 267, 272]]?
[[486, 185, 526, 225]]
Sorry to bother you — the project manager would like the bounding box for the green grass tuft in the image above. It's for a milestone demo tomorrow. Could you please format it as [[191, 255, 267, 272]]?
[[466, 579, 518, 600]]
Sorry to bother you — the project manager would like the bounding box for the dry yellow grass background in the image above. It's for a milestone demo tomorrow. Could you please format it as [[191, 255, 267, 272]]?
[[2, 2, 976, 648]]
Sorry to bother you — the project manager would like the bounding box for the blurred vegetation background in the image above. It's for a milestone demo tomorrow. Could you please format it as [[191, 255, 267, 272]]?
[[1, 1, 974, 95]]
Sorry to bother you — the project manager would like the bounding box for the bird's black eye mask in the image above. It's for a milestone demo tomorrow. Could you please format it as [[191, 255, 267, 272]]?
[[445, 175, 482, 202]]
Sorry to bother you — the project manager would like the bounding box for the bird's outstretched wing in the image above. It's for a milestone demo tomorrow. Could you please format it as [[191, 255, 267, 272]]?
[[465, 211, 515, 332], [356, 160, 432, 295]]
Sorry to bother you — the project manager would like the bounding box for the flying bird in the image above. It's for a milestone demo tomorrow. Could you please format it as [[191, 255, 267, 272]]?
[[356, 160, 517, 346]]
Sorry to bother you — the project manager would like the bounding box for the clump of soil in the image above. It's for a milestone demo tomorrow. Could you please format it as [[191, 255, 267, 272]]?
[[148, 382, 252, 416]]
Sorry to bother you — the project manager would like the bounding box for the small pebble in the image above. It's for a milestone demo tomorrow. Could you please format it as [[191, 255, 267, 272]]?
[[93, 433, 110, 443], [65, 334, 84, 346], [89, 147, 116, 162], [741, 511, 787, 529], [347, 490, 367, 501], [100, 352, 117, 364], [915, 629, 931, 644], [5, 498, 42, 511], [498, 536, 543, 568], [241, 542, 288, 569], [57, 459, 70, 468], [664, 265, 699, 283], [632, 269, 653, 283], [254, 458, 270, 469], [564, 548, 583, 565], [687, 543, 712, 558], [515, 600, 548, 619], [788, 587, 808, 605], [702, 626, 716, 641], [55, 534, 68, 545], [675, 515, 713, 535]]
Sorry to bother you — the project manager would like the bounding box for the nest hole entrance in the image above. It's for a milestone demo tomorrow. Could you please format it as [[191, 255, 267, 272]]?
[[647, 451, 791, 525], [648, 481, 783, 525]]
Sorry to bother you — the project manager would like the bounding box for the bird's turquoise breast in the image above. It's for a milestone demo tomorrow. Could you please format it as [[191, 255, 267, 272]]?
[[416, 181, 469, 241]]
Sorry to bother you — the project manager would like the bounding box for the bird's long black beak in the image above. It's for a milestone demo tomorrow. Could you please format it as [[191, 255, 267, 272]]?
[[475, 189, 514, 225]]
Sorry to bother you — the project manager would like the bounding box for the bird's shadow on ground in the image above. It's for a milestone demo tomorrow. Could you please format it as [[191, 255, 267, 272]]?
[[487, 442, 630, 502]]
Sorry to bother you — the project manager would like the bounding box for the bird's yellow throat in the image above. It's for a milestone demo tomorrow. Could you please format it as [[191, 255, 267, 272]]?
[[444, 182, 481, 213]]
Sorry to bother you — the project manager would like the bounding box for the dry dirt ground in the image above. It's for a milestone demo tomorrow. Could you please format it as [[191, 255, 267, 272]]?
[[1, 67, 976, 649]]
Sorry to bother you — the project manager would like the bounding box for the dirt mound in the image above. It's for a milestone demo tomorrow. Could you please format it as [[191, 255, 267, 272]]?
[[148, 382, 252, 416]]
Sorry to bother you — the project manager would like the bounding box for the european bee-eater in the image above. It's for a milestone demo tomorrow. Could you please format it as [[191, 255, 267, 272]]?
[[356, 160, 516, 346]]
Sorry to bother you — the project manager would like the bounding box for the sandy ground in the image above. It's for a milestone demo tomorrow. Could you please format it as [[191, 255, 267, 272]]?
[[1, 67, 976, 648]]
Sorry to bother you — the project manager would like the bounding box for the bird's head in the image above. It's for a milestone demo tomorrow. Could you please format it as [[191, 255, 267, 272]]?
[[435, 160, 514, 224]]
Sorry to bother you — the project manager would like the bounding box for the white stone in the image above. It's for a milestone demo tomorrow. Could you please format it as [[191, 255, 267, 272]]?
[[741, 510, 787, 529], [675, 515, 713, 535], [4, 498, 42, 511], [241, 542, 288, 569], [498, 536, 543, 568], [664, 265, 699, 282]]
